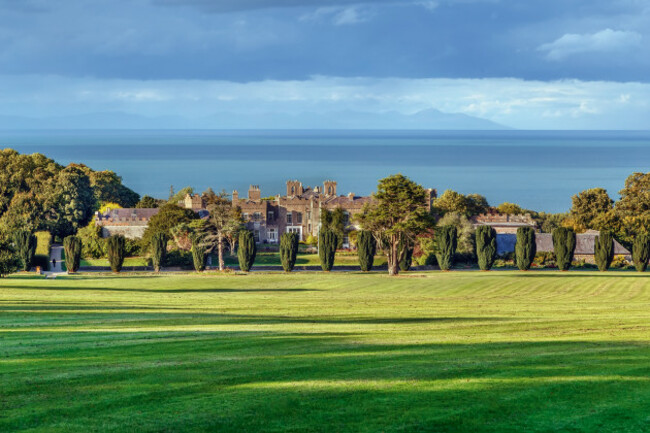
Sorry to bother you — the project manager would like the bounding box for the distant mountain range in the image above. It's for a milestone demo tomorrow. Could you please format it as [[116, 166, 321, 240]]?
[[0, 109, 510, 130]]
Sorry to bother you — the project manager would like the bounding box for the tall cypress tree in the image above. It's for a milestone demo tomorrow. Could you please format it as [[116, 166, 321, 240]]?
[[436, 225, 457, 271], [13, 230, 36, 272], [594, 230, 614, 272], [552, 227, 576, 271], [280, 232, 299, 272], [63, 235, 82, 273], [515, 227, 537, 271], [319, 229, 338, 272], [106, 235, 125, 273], [190, 234, 207, 272], [475, 225, 497, 271], [632, 233, 649, 272], [151, 232, 167, 272], [237, 230, 257, 272], [398, 237, 414, 271], [357, 230, 376, 272]]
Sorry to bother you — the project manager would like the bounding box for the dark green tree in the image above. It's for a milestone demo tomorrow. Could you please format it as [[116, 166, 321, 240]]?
[[321, 208, 346, 248], [46, 165, 96, 238], [398, 237, 414, 271], [106, 235, 125, 273], [515, 226, 537, 271], [0, 239, 20, 277], [632, 233, 649, 272], [237, 230, 257, 272], [202, 190, 242, 271], [136, 195, 160, 208], [190, 234, 207, 272], [13, 230, 36, 272], [475, 225, 497, 271], [141, 203, 197, 249], [436, 225, 457, 271], [318, 229, 338, 272], [280, 232, 299, 272], [151, 232, 168, 272], [63, 235, 82, 273], [357, 230, 376, 272], [552, 227, 576, 271], [594, 230, 614, 271]]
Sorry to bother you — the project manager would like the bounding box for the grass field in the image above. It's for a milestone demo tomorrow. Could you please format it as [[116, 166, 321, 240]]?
[[1, 271, 649, 432]]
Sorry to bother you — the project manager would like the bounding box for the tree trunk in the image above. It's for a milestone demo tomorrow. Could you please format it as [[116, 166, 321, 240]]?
[[218, 236, 225, 271], [387, 238, 400, 276]]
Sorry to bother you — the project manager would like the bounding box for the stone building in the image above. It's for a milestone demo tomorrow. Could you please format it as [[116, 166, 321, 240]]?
[[233, 180, 436, 246], [471, 212, 537, 234], [94, 208, 160, 239]]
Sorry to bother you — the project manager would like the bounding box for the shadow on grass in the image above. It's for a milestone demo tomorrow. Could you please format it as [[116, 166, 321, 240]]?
[[2, 285, 321, 294]]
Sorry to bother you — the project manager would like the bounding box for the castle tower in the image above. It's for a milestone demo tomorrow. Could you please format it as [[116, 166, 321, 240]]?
[[286, 180, 303, 196], [324, 180, 337, 196], [248, 185, 261, 201]]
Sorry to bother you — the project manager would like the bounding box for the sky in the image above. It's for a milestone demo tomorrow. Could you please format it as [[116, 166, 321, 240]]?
[[0, 0, 649, 129]]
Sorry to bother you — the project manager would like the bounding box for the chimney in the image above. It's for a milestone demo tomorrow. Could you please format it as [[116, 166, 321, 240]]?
[[232, 190, 239, 203], [348, 192, 354, 201], [248, 185, 261, 201]]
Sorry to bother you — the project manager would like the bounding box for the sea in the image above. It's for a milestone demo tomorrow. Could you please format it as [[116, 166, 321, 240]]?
[[1, 129, 649, 213]]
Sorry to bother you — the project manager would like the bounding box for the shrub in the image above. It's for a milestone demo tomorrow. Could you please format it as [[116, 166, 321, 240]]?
[[398, 238, 414, 271], [318, 229, 338, 272], [357, 230, 376, 272], [77, 224, 105, 259], [151, 232, 167, 272], [280, 232, 299, 272], [0, 240, 20, 277], [611, 255, 629, 269], [191, 234, 207, 272], [594, 230, 614, 272], [436, 225, 457, 271], [63, 236, 82, 273], [632, 233, 649, 272], [515, 227, 537, 271], [106, 235, 125, 273], [552, 227, 576, 271], [13, 230, 36, 272], [164, 249, 193, 268], [33, 231, 52, 271], [237, 230, 257, 272], [475, 225, 497, 271]]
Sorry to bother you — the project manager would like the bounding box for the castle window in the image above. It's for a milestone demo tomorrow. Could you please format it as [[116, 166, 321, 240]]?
[[242, 213, 249, 220], [268, 211, 274, 220], [254, 230, 260, 242], [286, 213, 292, 224], [296, 213, 302, 224], [268, 228, 276, 240], [253, 212, 261, 221], [291, 186, 295, 194]]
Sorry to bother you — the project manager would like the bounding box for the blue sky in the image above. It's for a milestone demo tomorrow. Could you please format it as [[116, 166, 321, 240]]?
[[1, 0, 649, 129]]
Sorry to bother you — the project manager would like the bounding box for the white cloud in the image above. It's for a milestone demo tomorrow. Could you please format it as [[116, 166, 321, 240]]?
[[538, 28, 643, 61], [0, 74, 649, 129]]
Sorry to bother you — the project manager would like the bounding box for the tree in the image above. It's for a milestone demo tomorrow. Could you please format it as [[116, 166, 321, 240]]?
[[433, 190, 469, 215], [437, 212, 475, 257], [552, 227, 576, 271], [594, 230, 614, 272], [151, 232, 167, 272], [63, 236, 82, 273], [357, 230, 376, 272], [615, 172, 650, 245], [190, 234, 207, 272], [515, 227, 537, 271], [202, 190, 241, 271], [436, 225, 457, 271], [237, 230, 257, 272], [280, 232, 299, 272], [106, 235, 125, 273], [475, 225, 497, 271], [398, 237, 414, 271], [632, 233, 649, 272], [466, 194, 490, 216], [141, 203, 197, 249], [570, 188, 614, 231], [136, 195, 160, 208], [45, 165, 96, 238], [496, 202, 525, 215], [321, 208, 346, 248], [77, 223, 105, 259], [13, 230, 36, 272], [318, 229, 338, 272], [0, 240, 19, 278], [356, 174, 432, 276]]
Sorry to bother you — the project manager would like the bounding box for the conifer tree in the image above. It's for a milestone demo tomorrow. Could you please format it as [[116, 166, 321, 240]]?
[[594, 230, 614, 271], [436, 225, 457, 271], [106, 235, 125, 273], [319, 229, 338, 272], [151, 232, 167, 272], [632, 233, 649, 272], [552, 227, 576, 271], [191, 234, 207, 272], [398, 238, 414, 271], [515, 226, 536, 271], [12, 230, 36, 272], [357, 230, 376, 272], [63, 235, 82, 273], [237, 230, 257, 272], [280, 232, 299, 272], [475, 225, 497, 271]]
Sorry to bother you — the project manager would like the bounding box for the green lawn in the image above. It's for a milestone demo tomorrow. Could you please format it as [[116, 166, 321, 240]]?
[[1, 271, 649, 432], [223, 252, 388, 267], [80, 257, 151, 267]]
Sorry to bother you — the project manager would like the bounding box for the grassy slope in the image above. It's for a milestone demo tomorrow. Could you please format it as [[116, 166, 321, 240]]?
[[0, 271, 649, 432]]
